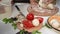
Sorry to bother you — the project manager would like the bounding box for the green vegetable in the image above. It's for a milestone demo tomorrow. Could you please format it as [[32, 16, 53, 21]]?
[[20, 30, 25, 34], [2, 18, 17, 30], [19, 30, 41, 34], [3, 18, 14, 24], [8, 18, 14, 23], [3, 18, 9, 24], [32, 30, 41, 34], [12, 23, 17, 29], [45, 23, 52, 29]]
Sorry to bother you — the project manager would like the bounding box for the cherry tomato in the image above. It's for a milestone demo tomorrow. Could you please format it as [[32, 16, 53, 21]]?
[[38, 17, 43, 23], [26, 13, 34, 21], [22, 19, 34, 29]]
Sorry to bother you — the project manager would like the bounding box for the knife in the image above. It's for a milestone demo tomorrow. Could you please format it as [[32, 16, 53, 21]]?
[[15, 5, 26, 17]]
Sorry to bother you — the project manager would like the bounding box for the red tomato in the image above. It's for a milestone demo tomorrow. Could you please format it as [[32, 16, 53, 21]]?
[[26, 13, 34, 21], [22, 19, 34, 29], [38, 17, 43, 23]]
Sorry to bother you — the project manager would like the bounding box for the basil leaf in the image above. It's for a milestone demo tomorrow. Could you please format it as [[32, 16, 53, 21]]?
[[2, 18, 9, 24], [36, 31, 41, 34], [3, 18, 17, 30], [14, 25, 17, 30], [32, 31, 36, 34], [20, 30, 24, 34], [32, 30, 41, 34], [8, 18, 14, 23], [12, 23, 17, 30], [2, 18, 14, 24]]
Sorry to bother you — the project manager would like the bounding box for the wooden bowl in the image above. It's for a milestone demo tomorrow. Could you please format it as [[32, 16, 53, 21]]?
[[17, 17, 43, 32]]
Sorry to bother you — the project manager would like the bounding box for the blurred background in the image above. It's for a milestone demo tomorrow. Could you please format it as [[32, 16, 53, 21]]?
[[0, 0, 60, 34]]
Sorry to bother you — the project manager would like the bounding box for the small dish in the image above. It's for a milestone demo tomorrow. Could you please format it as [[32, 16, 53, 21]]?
[[17, 17, 43, 32], [48, 15, 60, 31]]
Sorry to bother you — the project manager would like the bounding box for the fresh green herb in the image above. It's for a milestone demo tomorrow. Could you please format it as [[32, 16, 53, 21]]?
[[32, 31, 36, 34], [45, 23, 52, 29], [11, 17, 18, 21], [19, 30, 41, 34], [36, 31, 41, 34], [20, 30, 25, 34], [3, 18, 14, 24], [8, 18, 14, 23], [12, 23, 17, 29], [32, 30, 41, 34], [3, 18, 9, 24], [2, 18, 18, 30]]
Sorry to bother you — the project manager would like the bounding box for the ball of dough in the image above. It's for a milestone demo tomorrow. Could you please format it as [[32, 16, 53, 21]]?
[[47, 4, 54, 9], [50, 19, 60, 28]]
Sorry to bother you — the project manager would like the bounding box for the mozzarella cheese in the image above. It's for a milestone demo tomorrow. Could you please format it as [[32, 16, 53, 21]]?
[[50, 19, 60, 28], [32, 19, 39, 26], [47, 4, 54, 9]]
